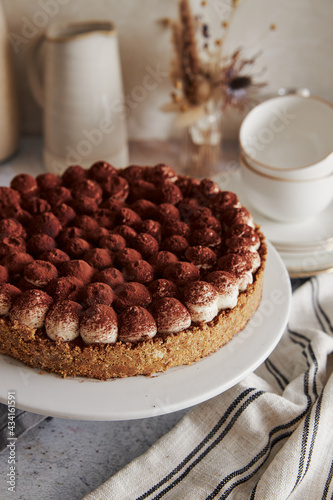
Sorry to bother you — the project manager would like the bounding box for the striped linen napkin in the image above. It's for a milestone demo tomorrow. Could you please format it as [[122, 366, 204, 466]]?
[[84, 274, 333, 500]]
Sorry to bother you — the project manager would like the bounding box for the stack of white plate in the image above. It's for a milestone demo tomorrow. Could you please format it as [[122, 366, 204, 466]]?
[[233, 94, 333, 277], [245, 195, 333, 278]]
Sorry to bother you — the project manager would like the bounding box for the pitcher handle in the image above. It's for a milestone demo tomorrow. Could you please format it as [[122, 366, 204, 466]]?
[[27, 33, 45, 108]]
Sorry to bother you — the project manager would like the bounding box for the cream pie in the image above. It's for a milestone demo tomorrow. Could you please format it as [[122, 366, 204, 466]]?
[[0, 163, 266, 379]]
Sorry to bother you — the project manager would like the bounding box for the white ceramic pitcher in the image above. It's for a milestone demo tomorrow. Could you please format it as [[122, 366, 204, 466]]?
[[0, 0, 18, 162], [28, 21, 129, 174]]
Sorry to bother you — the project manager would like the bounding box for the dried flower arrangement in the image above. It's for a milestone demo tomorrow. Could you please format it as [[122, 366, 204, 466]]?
[[161, 0, 266, 128]]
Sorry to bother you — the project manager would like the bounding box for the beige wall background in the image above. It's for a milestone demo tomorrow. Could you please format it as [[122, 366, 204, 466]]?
[[3, 0, 333, 140]]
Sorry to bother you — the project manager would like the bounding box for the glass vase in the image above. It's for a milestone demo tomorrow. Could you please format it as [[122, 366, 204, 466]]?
[[180, 100, 222, 178]]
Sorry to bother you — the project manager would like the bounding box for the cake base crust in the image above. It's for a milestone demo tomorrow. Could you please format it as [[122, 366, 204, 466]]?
[[0, 240, 266, 380]]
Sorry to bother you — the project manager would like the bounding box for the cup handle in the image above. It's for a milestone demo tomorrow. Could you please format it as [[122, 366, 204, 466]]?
[[27, 33, 45, 108]]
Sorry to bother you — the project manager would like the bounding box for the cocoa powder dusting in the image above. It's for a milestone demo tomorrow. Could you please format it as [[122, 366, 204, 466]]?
[[0, 162, 262, 346]]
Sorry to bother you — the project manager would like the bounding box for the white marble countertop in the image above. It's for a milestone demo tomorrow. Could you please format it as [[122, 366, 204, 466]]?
[[0, 409, 189, 500], [0, 136, 241, 500]]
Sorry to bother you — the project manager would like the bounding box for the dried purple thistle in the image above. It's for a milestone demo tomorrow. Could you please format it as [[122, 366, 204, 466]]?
[[220, 49, 266, 111]]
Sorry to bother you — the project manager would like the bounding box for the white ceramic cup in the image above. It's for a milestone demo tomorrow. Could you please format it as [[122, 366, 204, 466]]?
[[28, 21, 129, 175], [239, 95, 333, 180], [240, 153, 333, 223]]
